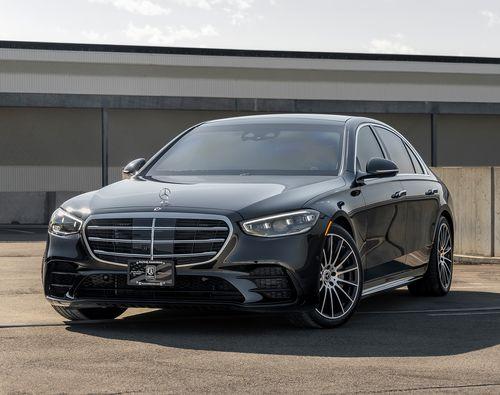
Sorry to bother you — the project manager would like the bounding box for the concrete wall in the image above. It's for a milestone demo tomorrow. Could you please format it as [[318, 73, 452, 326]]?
[[432, 167, 493, 256]]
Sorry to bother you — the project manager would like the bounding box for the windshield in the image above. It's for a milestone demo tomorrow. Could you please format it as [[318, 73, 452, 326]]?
[[146, 121, 345, 176]]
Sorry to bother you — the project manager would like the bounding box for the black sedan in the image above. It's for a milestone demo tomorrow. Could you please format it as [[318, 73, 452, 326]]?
[[43, 114, 454, 328]]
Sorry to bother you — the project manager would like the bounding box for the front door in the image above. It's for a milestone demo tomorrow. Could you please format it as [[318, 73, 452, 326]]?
[[354, 126, 408, 282], [359, 178, 408, 281]]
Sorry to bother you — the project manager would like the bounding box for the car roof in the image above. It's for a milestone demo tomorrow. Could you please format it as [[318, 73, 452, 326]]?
[[203, 113, 353, 124]]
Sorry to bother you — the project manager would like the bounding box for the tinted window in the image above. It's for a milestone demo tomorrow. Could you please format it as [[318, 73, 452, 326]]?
[[147, 122, 345, 176], [356, 126, 384, 172], [374, 127, 415, 174], [406, 143, 425, 174]]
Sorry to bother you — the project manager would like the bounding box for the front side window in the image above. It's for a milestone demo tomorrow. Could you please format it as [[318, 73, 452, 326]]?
[[356, 126, 384, 172], [374, 127, 415, 174], [146, 121, 345, 176]]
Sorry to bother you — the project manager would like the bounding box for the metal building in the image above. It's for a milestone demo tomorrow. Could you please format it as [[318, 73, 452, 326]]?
[[1, 41, 500, 225]]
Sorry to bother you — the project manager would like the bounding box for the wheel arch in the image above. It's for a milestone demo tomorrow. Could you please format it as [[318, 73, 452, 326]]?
[[330, 212, 354, 239], [439, 208, 454, 242]]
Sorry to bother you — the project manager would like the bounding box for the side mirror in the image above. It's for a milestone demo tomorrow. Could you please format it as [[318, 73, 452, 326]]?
[[356, 158, 399, 184], [122, 158, 146, 180]]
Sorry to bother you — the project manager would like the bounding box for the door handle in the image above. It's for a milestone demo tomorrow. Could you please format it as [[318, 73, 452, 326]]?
[[425, 189, 438, 196], [391, 190, 407, 199]]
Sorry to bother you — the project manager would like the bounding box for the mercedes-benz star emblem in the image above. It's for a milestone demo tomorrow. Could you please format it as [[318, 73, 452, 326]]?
[[159, 187, 171, 205]]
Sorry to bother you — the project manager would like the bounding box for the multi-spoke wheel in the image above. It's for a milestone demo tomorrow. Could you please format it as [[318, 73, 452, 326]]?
[[316, 233, 361, 320], [408, 216, 453, 297], [288, 224, 363, 328], [437, 222, 453, 289]]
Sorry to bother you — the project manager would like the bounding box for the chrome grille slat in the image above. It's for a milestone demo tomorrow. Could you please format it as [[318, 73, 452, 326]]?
[[88, 237, 150, 243], [154, 226, 228, 231], [155, 252, 217, 258], [94, 250, 217, 258], [156, 238, 225, 244], [84, 213, 232, 267], [87, 226, 152, 230], [94, 250, 151, 258]]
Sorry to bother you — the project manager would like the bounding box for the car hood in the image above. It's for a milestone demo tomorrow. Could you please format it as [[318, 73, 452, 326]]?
[[62, 175, 346, 220]]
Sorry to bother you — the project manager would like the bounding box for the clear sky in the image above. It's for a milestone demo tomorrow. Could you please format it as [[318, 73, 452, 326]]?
[[1, 0, 499, 57]]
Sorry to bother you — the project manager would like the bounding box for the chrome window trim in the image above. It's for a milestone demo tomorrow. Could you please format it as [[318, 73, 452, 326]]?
[[338, 122, 348, 176], [353, 122, 431, 178], [82, 212, 234, 268]]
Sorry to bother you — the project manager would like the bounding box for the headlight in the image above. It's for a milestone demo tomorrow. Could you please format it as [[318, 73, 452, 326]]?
[[48, 208, 83, 236], [241, 209, 320, 237]]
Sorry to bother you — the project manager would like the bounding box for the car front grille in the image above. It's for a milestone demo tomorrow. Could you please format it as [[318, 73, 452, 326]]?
[[84, 214, 232, 266]]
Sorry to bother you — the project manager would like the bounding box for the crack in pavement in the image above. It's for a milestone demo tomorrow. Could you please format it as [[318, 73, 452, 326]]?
[[357, 382, 500, 393]]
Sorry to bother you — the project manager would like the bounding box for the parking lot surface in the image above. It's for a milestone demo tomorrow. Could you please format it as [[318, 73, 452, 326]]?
[[0, 240, 499, 394]]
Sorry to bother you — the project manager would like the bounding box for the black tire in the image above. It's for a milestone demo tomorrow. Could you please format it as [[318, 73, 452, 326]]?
[[52, 305, 127, 321], [408, 216, 453, 297], [288, 225, 363, 328]]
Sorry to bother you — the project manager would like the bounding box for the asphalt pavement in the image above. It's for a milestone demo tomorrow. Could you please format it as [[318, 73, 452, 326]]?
[[0, 240, 499, 394]]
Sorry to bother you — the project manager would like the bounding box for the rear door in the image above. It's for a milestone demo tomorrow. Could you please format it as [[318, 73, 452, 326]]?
[[403, 142, 441, 268], [354, 126, 408, 282], [372, 126, 439, 270]]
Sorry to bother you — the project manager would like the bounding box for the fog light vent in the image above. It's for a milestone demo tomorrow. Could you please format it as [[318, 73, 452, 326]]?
[[238, 265, 296, 302]]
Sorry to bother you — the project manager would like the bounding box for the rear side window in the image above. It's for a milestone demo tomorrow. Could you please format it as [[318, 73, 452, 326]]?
[[405, 143, 425, 174], [356, 126, 384, 172], [373, 127, 415, 174]]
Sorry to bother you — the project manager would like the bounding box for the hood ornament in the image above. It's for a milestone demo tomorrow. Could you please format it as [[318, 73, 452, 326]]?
[[154, 188, 171, 211], [159, 187, 171, 204]]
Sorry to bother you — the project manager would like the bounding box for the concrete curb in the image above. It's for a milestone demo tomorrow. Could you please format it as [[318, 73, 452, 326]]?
[[0, 242, 46, 258], [455, 254, 500, 265]]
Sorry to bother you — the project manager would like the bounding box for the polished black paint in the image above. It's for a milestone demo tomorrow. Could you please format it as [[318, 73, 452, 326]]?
[[43, 114, 453, 311]]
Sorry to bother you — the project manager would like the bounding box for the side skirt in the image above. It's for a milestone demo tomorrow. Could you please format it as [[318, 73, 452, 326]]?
[[361, 275, 422, 298]]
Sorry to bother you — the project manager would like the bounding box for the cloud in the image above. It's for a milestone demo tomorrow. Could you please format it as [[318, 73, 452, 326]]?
[[125, 23, 219, 45], [170, 0, 253, 10], [170, 0, 212, 9], [480, 10, 500, 27], [88, 0, 171, 16], [171, 0, 255, 24], [369, 38, 420, 55], [81, 30, 110, 42]]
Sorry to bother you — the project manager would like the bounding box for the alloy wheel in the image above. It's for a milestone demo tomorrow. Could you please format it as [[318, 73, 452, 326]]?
[[437, 222, 453, 289], [315, 233, 361, 320]]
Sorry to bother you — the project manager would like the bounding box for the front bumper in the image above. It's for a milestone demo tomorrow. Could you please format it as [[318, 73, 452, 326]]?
[[43, 213, 329, 312]]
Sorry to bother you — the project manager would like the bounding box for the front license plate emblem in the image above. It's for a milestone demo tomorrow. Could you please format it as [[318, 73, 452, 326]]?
[[128, 260, 175, 287]]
